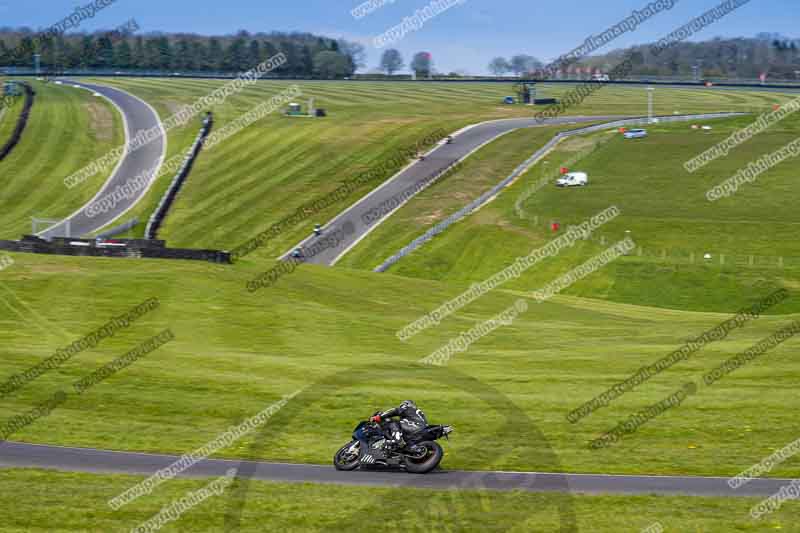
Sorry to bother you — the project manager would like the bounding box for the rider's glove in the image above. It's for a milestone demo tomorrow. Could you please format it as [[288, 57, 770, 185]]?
[[370, 415, 381, 423]]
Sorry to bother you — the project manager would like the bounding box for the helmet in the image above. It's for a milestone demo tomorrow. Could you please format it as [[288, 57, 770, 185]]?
[[400, 400, 416, 410]]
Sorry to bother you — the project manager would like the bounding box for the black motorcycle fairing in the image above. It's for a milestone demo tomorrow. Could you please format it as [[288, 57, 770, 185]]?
[[406, 424, 453, 443]]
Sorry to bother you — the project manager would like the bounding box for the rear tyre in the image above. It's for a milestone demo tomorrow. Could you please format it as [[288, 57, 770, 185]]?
[[334, 441, 360, 471], [404, 441, 443, 474]]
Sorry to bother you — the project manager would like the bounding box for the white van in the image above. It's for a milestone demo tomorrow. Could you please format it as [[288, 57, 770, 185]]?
[[624, 128, 648, 139], [556, 172, 588, 187]]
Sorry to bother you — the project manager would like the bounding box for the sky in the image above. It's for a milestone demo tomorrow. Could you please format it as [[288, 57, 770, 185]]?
[[2, 0, 798, 74]]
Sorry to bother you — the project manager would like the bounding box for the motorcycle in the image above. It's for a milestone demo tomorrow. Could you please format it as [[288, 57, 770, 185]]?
[[333, 414, 454, 474]]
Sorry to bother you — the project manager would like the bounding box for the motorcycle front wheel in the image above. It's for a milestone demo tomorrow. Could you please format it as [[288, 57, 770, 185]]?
[[333, 440, 361, 471], [404, 441, 443, 474]]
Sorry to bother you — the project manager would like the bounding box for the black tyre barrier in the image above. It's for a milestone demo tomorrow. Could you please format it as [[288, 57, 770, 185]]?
[[145, 113, 213, 240], [0, 82, 35, 162], [0, 235, 231, 264]]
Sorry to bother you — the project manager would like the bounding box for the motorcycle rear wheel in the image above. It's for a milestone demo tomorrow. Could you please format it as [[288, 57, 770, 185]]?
[[333, 440, 361, 471], [404, 441, 443, 474]]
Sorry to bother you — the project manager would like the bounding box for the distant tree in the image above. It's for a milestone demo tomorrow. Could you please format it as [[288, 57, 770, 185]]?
[[223, 36, 247, 71], [279, 40, 301, 76], [207, 38, 223, 71], [155, 36, 172, 70], [338, 40, 366, 71], [0, 28, 494, 78], [52, 36, 71, 70], [191, 40, 209, 71], [96, 36, 114, 68], [0, 40, 9, 65], [410, 51, 432, 78], [79, 36, 95, 68], [488, 57, 511, 76], [39, 35, 56, 69], [114, 40, 132, 69], [300, 44, 313, 75], [18, 36, 35, 65], [380, 49, 404, 75], [261, 40, 279, 61], [132, 36, 146, 69], [247, 39, 261, 67], [510, 54, 543, 76], [0, 40, 10, 66], [173, 39, 191, 70], [313, 51, 351, 78], [142, 39, 159, 69]]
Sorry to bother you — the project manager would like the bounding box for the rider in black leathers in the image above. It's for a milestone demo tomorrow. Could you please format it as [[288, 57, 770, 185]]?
[[371, 400, 428, 448]]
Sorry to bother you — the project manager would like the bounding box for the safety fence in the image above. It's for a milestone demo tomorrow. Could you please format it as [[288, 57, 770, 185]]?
[[0, 82, 34, 162], [373, 112, 747, 272], [145, 112, 213, 240], [550, 229, 800, 269]]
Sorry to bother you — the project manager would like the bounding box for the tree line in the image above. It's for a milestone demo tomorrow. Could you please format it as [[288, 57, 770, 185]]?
[[589, 34, 800, 80], [378, 49, 435, 77], [486, 35, 800, 80], [0, 29, 366, 78]]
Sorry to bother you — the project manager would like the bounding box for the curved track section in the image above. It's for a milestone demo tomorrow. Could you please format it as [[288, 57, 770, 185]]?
[[39, 81, 165, 239], [286, 113, 745, 267], [284, 115, 629, 265], [0, 441, 789, 497]]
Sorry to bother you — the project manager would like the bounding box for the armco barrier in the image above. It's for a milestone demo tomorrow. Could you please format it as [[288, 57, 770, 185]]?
[[0, 235, 230, 264], [0, 82, 35, 162], [145, 112, 213, 239], [373, 112, 747, 272]]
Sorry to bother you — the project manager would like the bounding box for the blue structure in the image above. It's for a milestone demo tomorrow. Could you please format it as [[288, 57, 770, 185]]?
[[3, 81, 22, 97]]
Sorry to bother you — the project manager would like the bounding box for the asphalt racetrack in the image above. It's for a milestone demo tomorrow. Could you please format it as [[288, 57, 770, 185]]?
[[39, 80, 166, 239], [0, 441, 789, 498], [286, 112, 745, 267], [285, 114, 630, 265]]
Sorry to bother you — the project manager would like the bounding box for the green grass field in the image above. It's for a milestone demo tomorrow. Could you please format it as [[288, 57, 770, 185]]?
[[0, 80, 122, 239], [342, 111, 800, 313], [1, 251, 798, 480], [2, 468, 796, 532]]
